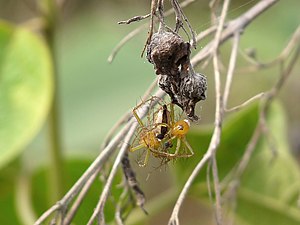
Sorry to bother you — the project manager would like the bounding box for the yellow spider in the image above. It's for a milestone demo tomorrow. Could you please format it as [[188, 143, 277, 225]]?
[[130, 97, 194, 167]]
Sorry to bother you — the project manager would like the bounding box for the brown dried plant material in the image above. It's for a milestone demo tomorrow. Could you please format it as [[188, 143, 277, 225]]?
[[158, 68, 207, 121], [179, 70, 207, 120], [148, 30, 207, 120], [146, 31, 190, 76], [121, 152, 147, 214]]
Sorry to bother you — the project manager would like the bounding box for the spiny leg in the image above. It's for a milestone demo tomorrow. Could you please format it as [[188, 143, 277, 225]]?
[[181, 137, 194, 156], [132, 109, 145, 128], [130, 143, 146, 152], [174, 137, 181, 155], [139, 149, 151, 167], [133, 96, 159, 127]]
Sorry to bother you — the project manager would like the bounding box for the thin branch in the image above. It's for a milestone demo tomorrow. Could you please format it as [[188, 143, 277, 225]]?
[[34, 121, 133, 225], [191, 0, 279, 66], [87, 124, 138, 225], [209, 0, 231, 223], [238, 25, 300, 72], [169, 1, 279, 224], [225, 92, 265, 113], [196, 24, 218, 43], [108, 0, 195, 63], [224, 42, 300, 224], [87, 90, 166, 225], [101, 77, 158, 149], [63, 167, 101, 225], [118, 14, 151, 25], [223, 32, 240, 108]]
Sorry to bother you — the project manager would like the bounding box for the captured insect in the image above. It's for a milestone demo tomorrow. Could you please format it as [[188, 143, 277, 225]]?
[[130, 97, 194, 167]]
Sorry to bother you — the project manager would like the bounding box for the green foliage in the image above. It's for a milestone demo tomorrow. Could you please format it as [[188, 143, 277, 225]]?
[[173, 102, 300, 225], [0, 21, 53, 169], [0, 162, 21, 225], [30, 159, 123, 224], [174, 103, 260, 185], [236, 103, 300, 225]]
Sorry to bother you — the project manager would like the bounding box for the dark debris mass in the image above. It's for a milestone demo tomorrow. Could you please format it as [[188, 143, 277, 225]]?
[[147, 31, 207, 121]]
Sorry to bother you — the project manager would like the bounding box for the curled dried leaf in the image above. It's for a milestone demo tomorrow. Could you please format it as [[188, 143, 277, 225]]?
[[147, 31, 190, 76]]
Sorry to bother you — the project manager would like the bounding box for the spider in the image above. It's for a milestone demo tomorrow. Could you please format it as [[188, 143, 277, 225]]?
[[130, 97, 194, 167]]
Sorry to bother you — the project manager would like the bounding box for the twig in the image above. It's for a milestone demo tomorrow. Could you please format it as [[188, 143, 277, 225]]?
[[118, 14, 151, 25], [101, 78, 158, 149], [223, 32, 240, 108], [196, 24, 218, 43], [170, 0, 197, 48], [225, 93, 265, 113], [237, 25, 300, 73], [224, 42, 300, 224], [191, 0, 279, 66], [209, 0, 231, 223], [168, 0, 279, 224], [115, 182, 129, 225], [63, 167, 101, 225], [34, 121, 133, 225], [108, 0, 195, 63], [87, 124, 138, 225], [121, 152, 147, 213], [87, 90, 166, 225]]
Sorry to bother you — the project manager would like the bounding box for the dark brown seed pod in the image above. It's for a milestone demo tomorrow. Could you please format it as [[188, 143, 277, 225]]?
[[179, 71, 207, 120], [147, 31, 190, 76]]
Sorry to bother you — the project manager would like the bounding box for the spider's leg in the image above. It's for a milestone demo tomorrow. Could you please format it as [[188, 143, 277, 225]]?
[[174, 137, 181, 155], [132, 109, 145, 127], [130, 143, 145, 152], [139, 149, 151, 167], [181, 137, 194, 156]]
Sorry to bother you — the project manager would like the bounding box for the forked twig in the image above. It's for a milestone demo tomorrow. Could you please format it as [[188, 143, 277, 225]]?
[[108, 0, 195, 63], [223, 45, 300, 223], [168, 0, 279, 224], [35, 1, 298, 225], [35, 88, 166, 225], [87, 124, 138, 225]]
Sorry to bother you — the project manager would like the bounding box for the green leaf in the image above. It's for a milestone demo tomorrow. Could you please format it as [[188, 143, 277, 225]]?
[[173, 103, 260, 185], [236, 102, 300, 225], [0, 21, 53, 169], [174, 101, 300, 225], [31, 158, 123, 224], [0, 161, 22, 225]]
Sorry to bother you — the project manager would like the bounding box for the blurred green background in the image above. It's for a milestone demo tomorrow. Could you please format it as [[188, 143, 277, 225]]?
[[0, 0, 300, 224]]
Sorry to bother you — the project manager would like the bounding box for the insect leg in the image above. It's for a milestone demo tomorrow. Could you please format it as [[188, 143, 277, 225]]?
[[181, 137, 194, 156], [130, 143, 145, 152]]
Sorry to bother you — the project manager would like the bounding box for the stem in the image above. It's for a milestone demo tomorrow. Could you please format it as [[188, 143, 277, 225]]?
[[43, 0, 64, 201]]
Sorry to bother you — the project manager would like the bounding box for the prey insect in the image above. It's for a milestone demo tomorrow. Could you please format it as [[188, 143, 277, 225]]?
[[130, 97, 194, 167]]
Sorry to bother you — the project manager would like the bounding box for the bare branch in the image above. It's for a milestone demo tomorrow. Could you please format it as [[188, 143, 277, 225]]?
[[108, 0, 196, 63], [191, 0, 279, 66], [223, 32, 240, 108], [169, 1, 279, 224], [63, 167, 101, 225], [87, 124, 138, 225], [118, 14, 151, 25]]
